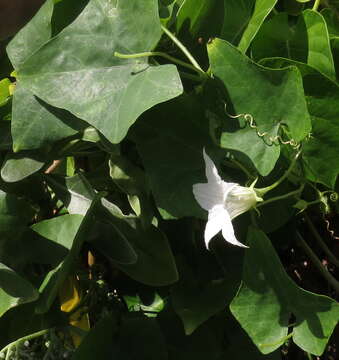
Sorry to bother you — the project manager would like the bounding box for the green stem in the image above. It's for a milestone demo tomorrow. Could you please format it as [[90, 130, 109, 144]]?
[[256, 151, 301, 196], [257, 185, 304, 208], [114, 51, 205, 77], [179, 71, 205, 82], [304, 214, 339, 267], [5, 345, 12, 360], [296, 232, 339, 295], [306, 199, 321, 206], [313, 0, 321, 11], [260, 331, 293, 348], [307, 352, 313, 360], [160, 25, 204, 72], [1, 329, 49, 355]]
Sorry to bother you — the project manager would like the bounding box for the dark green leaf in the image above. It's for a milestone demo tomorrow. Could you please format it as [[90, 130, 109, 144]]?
[[109, 154, 148, 196], [251, 13, 308, 62], [133, 94, 215, 218], [0, 190, 35, 268], [160, 309, 224, 360], [116, 315, 168, 360], [0, 263, 39, 317], [224, 311, 282, 359], [46, 173, 95, 216], [221, 0, 255, 45], [0, 122, 12, 151], [284, 0, 305, 16], [46, 173, 177, 285], [33, 197, 100, 314], [321, 8, 339, 39], [89, 221, 138, 265], [158, 0, 178, 26], [238, 0, 278, 53], [230, 228, 339, 355], [31, 214, 83, 251], [0, 301, 66, 349], [332, 37, 339, 81], [303, 9, 336, 80], [208, 38, 311, 175], [109, 154, 153, 225], [72, 315, 116, 359], [112, 223, 178, 286], [51, 0, 89, 36], [261, 58, 339, 187], [256, 181, 297, 233], [172, 263, 234, 335], [176, 0, 224, 39]]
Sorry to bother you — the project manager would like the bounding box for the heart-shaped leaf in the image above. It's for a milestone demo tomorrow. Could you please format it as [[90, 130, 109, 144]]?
[[17, 0, 183, 144], [0, 263, 39, 317], [208, 38, 311, 175], [238, 0, 278, 53], [230, 228, 339, 356]]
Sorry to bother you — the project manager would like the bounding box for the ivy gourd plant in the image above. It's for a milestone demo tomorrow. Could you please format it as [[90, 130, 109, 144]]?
[[0, 0, 338, 359]]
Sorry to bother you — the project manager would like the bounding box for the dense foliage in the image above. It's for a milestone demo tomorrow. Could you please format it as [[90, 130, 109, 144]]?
[[0, 0, 338, 359]]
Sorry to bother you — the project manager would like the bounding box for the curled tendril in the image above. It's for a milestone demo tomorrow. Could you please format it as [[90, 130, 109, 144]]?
[[330, 192, 338, 202], [224, 103, 303, 149], [324, 218, 339, 241]]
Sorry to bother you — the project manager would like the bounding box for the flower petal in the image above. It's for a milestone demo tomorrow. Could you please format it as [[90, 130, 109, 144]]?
[[203, 149, 236, 192], [225, 185, 258, 220], [193, 182, 225, 211], [204, 205, 226, 248], [203, 148, 222, 183], [193, 149, 237, 210], [221, 214, 248, 248]]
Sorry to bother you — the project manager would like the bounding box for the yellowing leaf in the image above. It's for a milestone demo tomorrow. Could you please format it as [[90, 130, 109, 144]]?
[[59, 276, 90, 347]]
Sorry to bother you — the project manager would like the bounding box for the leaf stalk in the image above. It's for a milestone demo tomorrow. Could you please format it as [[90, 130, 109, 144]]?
[[313, 0, 321, 11], [257, 184, 304, 208], [260, 331, 293, 348], [160, 25, 204, 73], [114, 51, 206, 78], [256, 151, 301, 196]]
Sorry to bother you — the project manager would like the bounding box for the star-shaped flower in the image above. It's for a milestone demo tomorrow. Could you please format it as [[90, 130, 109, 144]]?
[[193, 149, 262, 249]]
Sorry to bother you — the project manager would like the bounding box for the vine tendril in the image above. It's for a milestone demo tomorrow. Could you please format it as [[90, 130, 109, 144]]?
[[324, 218, 339, 241], [224, 103, 304, 149]]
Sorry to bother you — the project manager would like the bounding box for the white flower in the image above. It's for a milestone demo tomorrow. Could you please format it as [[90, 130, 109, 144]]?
[[193, 149, 262, 249]]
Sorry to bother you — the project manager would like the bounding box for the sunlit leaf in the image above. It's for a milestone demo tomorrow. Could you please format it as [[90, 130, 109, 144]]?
[[11, 84, 84, 151], [17, 0, 183, 144], [1, 152, 45, 182], [7, 0, 85, 152], [6, 0, 54, 69], [208, 38, 311, 175], [230, 228, 339, 356], [261, 58, 339, 187]]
